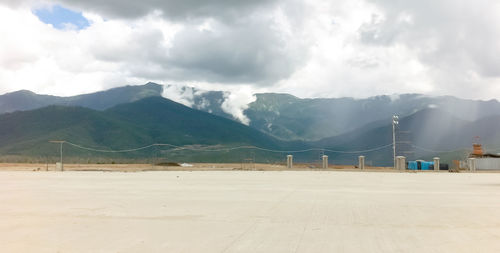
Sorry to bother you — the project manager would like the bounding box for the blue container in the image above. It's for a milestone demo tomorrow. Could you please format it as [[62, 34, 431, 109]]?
[[421, 161, 433, 170], [408, 161, 418, 170], [408, 161, 434, 170]]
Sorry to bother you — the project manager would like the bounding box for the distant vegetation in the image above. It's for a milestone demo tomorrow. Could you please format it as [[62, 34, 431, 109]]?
[[1, 83, 498, 165]]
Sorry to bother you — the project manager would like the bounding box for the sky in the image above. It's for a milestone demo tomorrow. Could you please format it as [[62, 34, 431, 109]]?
[[1, 0, 500, 100]]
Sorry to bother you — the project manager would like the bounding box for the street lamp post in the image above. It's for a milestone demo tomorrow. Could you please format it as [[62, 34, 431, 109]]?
[[49, 140, 65, 171], [392, 115, 399, 169]]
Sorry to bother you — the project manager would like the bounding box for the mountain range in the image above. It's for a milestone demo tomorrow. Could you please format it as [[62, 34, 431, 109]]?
[[0, 82, 163, 113], [0, 96, 293, 163], [1, 82, 499, 165], [246, 93, 500, 140]]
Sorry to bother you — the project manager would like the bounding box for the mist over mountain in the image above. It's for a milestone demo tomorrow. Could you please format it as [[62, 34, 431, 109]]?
[[161, 84, 234, 120], [314, 108, 500, 165], [244, 93, 500, 141], [4, 82, 500, 142], [167, 86, 500, 142], [2, 82, 500, 165], [1, 90, 499, 165], [0, 96, 290, 163], [0, 82, 248, 125]]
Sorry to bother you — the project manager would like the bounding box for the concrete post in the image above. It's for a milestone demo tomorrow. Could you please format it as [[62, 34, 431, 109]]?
[[396, 156, 406, 170], [287, 155, 293, 169], [322, 155, 328, 169], [56, 162, 63, 171], [358, 156, 365, 170], [433, 157, 440, 172], [468, 158, 476, 172]]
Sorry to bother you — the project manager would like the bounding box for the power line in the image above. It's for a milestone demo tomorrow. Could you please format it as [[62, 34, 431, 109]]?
[[65, 142, 160, 153], [323, 144, 394, 154], [59, 140, 486, 157], [62, 141, 393, 154], [411, 145, 469, 154]]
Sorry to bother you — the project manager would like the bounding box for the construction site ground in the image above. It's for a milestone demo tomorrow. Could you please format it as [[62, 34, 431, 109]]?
[[1, 164, 499, 252]]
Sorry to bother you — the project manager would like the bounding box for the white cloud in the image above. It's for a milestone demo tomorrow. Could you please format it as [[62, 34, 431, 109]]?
[[220, 87, 256, 125], [1, 0, 500, 101], [161, 84, 196, 107], [0, 5, 179, 95], [160, 83, 255, 125]]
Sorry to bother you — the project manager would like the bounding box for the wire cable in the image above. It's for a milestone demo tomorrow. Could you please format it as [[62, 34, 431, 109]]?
[[65, 142, 158, 153], [63, 141, 393, 154], [411, 144, 469, 154]]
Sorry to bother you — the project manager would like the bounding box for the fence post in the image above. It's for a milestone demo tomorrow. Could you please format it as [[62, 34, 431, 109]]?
[[433, 157, 440, 172], [359, 156, 365, 170], [322, 155, 328, 169], [396, 156, 406, 170], [468, 158, 476, 172], [287, 155, 293, 169]]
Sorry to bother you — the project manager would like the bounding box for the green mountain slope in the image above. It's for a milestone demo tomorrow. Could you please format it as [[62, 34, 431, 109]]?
[[313, 108, 500, 166], [245, 93, 500, 141], [2, 100, 499, 166], [106, 96, 282, 147], [3, 83, 500, 143], [0, 82, 163, 114], [0, 106, 151, 158], [0, 96, 291, 163]]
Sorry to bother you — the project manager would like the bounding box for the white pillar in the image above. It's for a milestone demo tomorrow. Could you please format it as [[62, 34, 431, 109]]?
[[287, 155, 293, 169], [468, 158, 476, 172], [396, 156, 406, 170], [56, 162, 63, 171], [359, 156, 365, 170], [322, 155, 328, 169], [433, 157, 440, 172]]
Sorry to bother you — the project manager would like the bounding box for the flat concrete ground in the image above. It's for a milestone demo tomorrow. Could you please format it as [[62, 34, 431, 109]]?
[[1, 171, 500, 253]]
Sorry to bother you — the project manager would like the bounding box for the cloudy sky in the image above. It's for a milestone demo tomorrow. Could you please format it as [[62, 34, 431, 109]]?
[[1, 0, 500, 100]]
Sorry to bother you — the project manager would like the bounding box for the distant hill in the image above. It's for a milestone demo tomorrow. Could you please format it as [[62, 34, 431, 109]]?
[[1, 98, 499, 165], [244, 93, 500, 141], [3, 82, 500, 146], [0, 96, 292, 163], [313, 108, 500, 166], [0, 82, 163, 113], [106, 96, 282, 148]]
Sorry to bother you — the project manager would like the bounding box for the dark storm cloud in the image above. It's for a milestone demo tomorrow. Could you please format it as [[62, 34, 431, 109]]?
[[162, 20, 303, 84], [56, 0, 280, 20], [49, 0, 305, 85]]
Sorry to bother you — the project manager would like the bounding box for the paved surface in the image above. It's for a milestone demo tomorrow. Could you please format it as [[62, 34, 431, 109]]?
[[1, 171, 500, 252]]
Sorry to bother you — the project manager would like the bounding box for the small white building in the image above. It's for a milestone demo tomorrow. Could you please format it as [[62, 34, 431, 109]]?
[[468, 143, 500, 171], [475, 157, 500, 170]]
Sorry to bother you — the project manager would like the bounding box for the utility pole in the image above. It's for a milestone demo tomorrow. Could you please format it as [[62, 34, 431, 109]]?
[[49, 140, 65, 171], [392, 115, 399, 169]]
